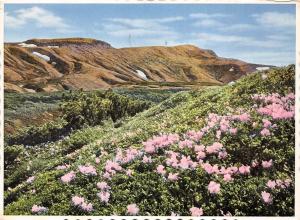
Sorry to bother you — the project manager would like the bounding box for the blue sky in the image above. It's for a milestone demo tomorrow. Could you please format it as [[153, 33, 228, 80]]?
[[4, 4, 296, 66]]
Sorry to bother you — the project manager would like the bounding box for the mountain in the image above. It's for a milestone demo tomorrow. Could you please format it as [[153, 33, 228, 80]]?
[[4, 38, 270, 93]]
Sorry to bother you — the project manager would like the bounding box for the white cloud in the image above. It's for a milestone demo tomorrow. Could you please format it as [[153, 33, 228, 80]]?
[[232, 51, 295, 66], [99, 17, 181, 38], [104, 28, 177, 38], [189, 13, 229, 19], [218, 23, 256, 32], [193, 32, 252, 43], [192, 32, 291, 48], [5, 6, 74, 32], [193, 19, 223, 27], [253, 11, 295, 28]]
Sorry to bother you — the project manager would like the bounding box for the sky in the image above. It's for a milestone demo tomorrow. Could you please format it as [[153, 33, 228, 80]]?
[[4, 4, 296, 66]]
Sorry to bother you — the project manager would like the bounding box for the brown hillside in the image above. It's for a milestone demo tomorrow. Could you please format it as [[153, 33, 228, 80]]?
[[4, 38, 267, 93]]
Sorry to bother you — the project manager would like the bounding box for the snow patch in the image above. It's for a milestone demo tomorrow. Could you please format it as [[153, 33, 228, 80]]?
[[256, 67, 270, 71], [32, 52, 50, 62], [135, 70, 148, 80], [18, 43, 37, 48], [47, 46, 59, 48]]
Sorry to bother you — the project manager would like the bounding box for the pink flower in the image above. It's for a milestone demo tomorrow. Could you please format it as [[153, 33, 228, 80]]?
[[26, 176, 35, 183], [95, 158, 100, 164], [126, 169, 133, 176], [144, 144, 156, 154], [179, 140, 194, 149], [190, 207, 203, 216], [238, 165, 250, 175], [61, 171, 76, 183], [196, 151, 206, 160], [31, 205, 47, 214], [127, 204, 139, 215], [229, 166, 238, 173], [218, 151, 228, 159], [208, 181, 221, 194], [142, 155, 152, 163], [262, 119, 272, 128], [97, 191, 110, 203], [202, 163, 214, 174], [260, 128, 271, 136], [78, 165, 97, 175], [186, 130, 203, 141], [179, 156, 193, 169], [229, 128, 238, 135], [72, 196, 85, 206], [216, 130, 222, 139], [266, 180, 276, 189], [194, 145, 205, 152], [81, 202, 93, 212], [262, 159, 273, 169], [156, 165, 166, 175], [261, 191, 272, 204], [206, 142, 223, 154], [223, 174, 233, 182], [168, 173, 179, 181], [103, 172, 111, 179], [97, 182, 110, 190], [72, 196, 93, 212]]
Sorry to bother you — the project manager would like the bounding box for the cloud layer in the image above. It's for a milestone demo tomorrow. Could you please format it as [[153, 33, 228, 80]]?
[[5, 6, 73, 33]]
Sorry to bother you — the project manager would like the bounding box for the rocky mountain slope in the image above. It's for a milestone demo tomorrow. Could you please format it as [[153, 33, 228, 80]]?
[[4, 38, 268, 93]]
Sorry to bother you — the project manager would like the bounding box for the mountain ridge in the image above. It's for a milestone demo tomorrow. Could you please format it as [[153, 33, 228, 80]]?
[[4, 37, 271, 93]]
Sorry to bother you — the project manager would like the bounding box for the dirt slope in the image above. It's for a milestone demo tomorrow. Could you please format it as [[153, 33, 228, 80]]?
[[4, 38, 267, 93]]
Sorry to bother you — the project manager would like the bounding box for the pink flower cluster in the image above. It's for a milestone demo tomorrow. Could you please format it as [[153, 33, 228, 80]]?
[[31, 205, 47, 214], [143, 133, 180, 153], [185, 130, 204, 142], [179, 140, 194, 149], [262, 159, 273, 169], [72, 196, 93, 212], [96, 181, 111, 203], [104, 160, 123, 179], [142, 155, 152, 163], [127, 203, 139, 215], [204, 112, 249, 138], [97, 191, 110, 204], [56, 164, 70, 170], [190, 207, 204, 216], [61, 171, 76, 183], [261, 191, 272, 204], [165, 151, 197, 169], [206, 142, 223, 154], [115, 147, 141, 164], [207, 181, 221, 194], [78, 165, 97, 176], [267, 179, 292, 189], [168, 173, 179, 181], [253, 93, 295, 120]]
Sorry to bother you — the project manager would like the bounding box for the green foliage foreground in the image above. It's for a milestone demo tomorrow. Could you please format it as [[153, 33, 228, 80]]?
[[4, 65, 295, 216]]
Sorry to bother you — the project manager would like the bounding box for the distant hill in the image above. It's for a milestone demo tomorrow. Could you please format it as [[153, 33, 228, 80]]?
[[4, 37, 271, 93]]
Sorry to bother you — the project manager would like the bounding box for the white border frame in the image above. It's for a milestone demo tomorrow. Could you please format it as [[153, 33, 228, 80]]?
[[0, 1, 299, 220]]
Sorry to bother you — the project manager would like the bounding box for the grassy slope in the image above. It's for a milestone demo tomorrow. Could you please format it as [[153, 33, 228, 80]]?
[[4, 88, 179, 135], [4, 66, 295, 216]]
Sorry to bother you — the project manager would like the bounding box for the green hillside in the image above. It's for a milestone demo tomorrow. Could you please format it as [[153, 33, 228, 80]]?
[[4, 65, 295, 216]]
